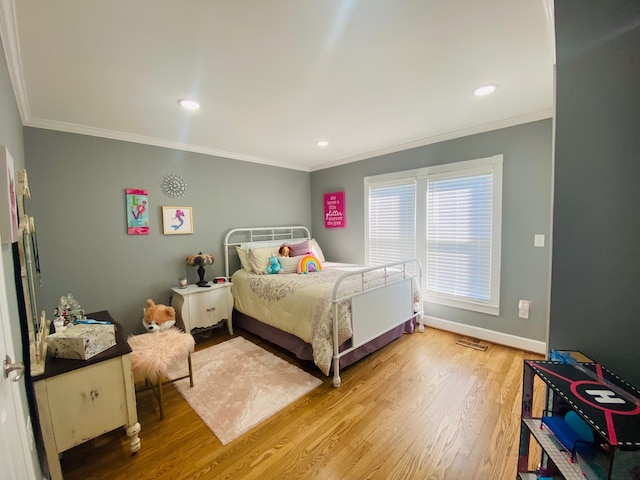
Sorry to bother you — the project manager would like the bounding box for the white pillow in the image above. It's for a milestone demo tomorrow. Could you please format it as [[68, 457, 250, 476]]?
[[249, 245, 279, 274], [244, 240, 285, 251], [236, 246, 252, 272], [309, 238, 326, 262], [279, 255, 302, 274], [236, 240, 285, 272]]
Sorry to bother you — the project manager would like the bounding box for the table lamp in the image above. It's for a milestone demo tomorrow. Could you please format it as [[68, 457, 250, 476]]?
[[186, 252, 214, 287]]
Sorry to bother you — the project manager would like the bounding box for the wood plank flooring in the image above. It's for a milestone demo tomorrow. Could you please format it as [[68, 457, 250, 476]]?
[[59, 326, 544, 480]]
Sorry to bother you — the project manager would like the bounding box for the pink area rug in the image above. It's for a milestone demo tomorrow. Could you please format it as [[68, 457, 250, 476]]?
[[167, 336, 322, 445]]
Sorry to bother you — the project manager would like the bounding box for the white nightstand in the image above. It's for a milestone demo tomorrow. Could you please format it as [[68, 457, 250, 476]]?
[[170, 282, 233, 335]]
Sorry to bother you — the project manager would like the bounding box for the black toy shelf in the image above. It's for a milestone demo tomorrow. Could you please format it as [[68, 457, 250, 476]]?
[[517, 359, 640, 479]]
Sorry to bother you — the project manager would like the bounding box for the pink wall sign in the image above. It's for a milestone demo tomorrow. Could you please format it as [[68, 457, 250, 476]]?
[[324, 191, 346, 228]]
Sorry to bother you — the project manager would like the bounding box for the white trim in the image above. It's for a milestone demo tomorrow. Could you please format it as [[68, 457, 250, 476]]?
[[24, 111, 553, 175], [25, 118, 308, 172], [0, 240, 39, 479], [0, 0, 30, 123], [545, 65, 557, 351], [542, 0, 556, 66], [312, 109, 553, 172], [366, 155, 503, 315], [364, 153, 503, 184], [423, 314, 547, 354], [423, 295, 499, 316]]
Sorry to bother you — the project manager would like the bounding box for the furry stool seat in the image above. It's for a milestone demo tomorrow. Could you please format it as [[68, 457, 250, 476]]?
[[128, 328, 195, 419]]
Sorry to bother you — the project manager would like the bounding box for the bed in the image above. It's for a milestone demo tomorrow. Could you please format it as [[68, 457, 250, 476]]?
[[224, 226, 424, 387]]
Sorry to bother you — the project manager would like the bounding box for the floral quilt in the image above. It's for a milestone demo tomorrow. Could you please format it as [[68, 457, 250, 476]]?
[[231, 262, 417, 375]]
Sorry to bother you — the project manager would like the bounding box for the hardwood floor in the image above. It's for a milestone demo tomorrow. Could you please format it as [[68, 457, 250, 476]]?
[[59, 326, 544, 480]]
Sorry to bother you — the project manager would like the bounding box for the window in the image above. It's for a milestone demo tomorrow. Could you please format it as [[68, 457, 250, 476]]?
[[365, 155, 502, 315], [366, 179, 416, 266]]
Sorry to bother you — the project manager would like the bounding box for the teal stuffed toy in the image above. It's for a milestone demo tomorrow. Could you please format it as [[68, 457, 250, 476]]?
[[265, 255, 282, 274]]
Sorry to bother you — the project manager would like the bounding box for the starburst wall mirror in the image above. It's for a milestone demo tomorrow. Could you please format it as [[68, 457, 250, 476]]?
[[160, 174, 187, 199]]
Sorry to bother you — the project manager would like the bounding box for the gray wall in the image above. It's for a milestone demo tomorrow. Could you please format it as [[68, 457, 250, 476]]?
[[24, 128, 311, 336], [311, 119, 553, 343], [550, 1, 640, 387], [0, 37, 43, 477]]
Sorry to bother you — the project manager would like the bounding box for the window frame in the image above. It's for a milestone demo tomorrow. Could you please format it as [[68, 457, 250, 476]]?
[[364, 154, 503, 316]]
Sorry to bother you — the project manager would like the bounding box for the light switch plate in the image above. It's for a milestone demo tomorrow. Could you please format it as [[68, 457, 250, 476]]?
[[534, 234, 545, 247]]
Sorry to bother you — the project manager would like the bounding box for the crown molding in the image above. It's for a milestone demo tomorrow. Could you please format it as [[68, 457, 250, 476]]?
[[0, 0, 30, 123], [310, 108, 554, 172], [25, 109, 554, 174], [25, 117, 310, 172], [0, 0, 308, 173]]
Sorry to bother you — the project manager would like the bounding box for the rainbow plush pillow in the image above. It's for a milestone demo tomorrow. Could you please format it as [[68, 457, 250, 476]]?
[[297, 254, 322, 274]]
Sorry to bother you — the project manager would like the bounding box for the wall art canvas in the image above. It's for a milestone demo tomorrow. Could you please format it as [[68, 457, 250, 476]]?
[[1, 146, 19, 244], [126, 188, 149, 235], [162, 206, 193, 235], [324, 191, 346, 228]]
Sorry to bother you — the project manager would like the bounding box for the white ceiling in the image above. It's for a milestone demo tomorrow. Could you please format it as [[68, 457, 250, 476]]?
[[0, 0, 555, 172]]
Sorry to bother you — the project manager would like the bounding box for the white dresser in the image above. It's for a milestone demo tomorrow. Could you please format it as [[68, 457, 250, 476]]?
[[171, 282, 233, 335], [32, 311, 140, 480]]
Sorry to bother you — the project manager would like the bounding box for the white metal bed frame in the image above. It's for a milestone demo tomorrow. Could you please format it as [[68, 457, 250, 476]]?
[[224, 226, 424, 387]]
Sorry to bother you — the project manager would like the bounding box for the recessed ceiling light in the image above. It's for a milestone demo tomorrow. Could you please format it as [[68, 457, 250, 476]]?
[[316, 140, 329, 147], [474, 84, 497, 96], [178, 99, 201, 110]]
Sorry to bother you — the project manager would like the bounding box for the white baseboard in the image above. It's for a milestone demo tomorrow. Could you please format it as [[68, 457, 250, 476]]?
[[422, 315, 547, 354]]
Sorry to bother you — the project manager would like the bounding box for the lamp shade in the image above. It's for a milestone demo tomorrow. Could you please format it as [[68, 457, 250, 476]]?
[[186, 252, 214, 287], [186, 252, 214, 266]]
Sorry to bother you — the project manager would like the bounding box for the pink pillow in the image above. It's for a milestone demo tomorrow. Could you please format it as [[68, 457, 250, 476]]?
[[289, 240, 310, 257]]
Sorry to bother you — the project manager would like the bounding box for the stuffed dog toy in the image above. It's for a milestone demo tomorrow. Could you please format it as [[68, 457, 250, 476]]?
[[143, 298, 176, 332]]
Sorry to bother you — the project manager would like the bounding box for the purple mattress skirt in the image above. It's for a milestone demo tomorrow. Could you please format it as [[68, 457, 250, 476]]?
[[233, 309, 415, 373]]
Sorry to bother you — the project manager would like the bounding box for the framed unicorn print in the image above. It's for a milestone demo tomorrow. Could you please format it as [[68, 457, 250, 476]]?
[[162, 206, 193, 235]]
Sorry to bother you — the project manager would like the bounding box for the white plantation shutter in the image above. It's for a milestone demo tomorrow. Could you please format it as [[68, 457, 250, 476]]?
[[426, 172, 493, 302], [367, 179, 416, 266], [365, 155, 502, 315]]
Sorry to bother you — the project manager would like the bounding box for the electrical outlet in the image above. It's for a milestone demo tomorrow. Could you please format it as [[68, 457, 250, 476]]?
[[518, 300, 530, 319]]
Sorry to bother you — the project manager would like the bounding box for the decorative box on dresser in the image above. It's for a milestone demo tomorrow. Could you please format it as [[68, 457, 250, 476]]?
[[171, 281, 233, 335], [31, 311, 140, 480]]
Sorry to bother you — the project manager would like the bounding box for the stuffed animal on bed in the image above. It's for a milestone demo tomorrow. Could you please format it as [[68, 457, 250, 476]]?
[[298, 254, 322, 273], [143, 298, 177, 332], [265, 255, 282, 274]]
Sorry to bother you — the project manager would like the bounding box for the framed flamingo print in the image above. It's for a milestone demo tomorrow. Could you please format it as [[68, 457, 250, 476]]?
[[162, 206, 193, 235]]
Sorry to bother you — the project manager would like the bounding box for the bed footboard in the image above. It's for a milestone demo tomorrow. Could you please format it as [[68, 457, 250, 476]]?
[[331, 259, 423, 387]]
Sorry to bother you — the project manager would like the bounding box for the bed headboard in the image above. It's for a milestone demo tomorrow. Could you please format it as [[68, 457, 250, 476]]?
[[224, 226, 311, 278]]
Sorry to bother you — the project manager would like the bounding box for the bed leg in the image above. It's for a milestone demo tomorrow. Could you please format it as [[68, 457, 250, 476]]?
[[332, 357, 341, 387], [418, 312, 425, 332]]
